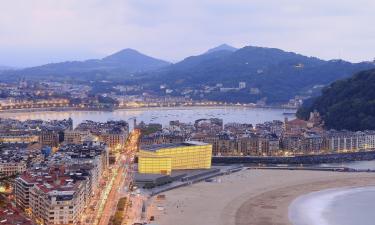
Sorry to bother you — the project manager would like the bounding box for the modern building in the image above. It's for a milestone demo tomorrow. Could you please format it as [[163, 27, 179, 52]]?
[[138, 141, 212, 175]]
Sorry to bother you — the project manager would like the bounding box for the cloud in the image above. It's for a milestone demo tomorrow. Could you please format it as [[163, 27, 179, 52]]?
[[0, 0, 374, 67]]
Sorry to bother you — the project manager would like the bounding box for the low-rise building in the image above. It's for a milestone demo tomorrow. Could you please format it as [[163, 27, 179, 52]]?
[[0, 161, 26, 177]]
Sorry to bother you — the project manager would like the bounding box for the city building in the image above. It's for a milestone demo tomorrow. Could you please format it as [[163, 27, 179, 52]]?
[[30, 177, 86, 225], [0, 161, 26, 177], [74, 120, 129, 150], [15, 166, 94, 225], [64, 130, 90, 144], [0, 134, 39, 144], [239, 82, 246, 89], [0, 144, 43, 178], [99, 130, 128, 149], [138, 141, 212, 175], [39, 130, 60, 147]]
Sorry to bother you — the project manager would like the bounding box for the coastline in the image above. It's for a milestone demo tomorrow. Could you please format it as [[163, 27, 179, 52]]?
[[0, 104, 297, 114], [151, 169, 375, 225], [288, 186, 375, 225]]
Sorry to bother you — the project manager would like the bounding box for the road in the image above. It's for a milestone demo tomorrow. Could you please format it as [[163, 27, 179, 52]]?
[[97, 129, 141, 225]]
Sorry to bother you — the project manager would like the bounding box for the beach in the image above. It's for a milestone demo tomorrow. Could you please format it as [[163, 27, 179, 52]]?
[[150, 169, 375, 225]]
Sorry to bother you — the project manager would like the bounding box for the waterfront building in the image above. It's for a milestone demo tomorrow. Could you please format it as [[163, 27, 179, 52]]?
[[301, 132, 325, 154], [363, 131, 375, 149], [237, 136, 259, 156], [325, 131, 361, 152], [0, 134, 39, 144], [138, 141, 212, 175], [215, 138, 238, 156], [281, 134, 304, 154], [258, 135, 280, 156]]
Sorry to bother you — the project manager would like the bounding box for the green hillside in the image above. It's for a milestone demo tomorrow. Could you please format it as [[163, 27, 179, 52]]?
[[297, 69, 375, 131]]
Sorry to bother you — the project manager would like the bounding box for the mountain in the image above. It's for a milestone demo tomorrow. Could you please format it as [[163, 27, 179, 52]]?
[[139, 46, 374, 104], [2, 49, 170, 80], [205, 44, 237, 54], [0, 65, 17, 71], [1, 45, 374, 104], [297, 68, 375, 131], [101, 48, 170, 71]]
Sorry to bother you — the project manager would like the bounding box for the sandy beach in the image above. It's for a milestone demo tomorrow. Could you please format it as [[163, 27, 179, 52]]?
[[150, 169, 375, 225]]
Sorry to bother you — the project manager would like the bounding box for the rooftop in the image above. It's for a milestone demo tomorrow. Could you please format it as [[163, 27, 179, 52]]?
[[141, 141, 209, 152]]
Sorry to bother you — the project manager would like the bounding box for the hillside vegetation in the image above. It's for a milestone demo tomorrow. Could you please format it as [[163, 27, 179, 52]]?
[[297, 69, 375, 131]]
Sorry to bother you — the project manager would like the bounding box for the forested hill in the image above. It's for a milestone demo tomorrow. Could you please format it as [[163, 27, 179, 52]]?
[[138, 46, 375, 104], [297, 68, 375, 131], [2, 45, 374, 104]]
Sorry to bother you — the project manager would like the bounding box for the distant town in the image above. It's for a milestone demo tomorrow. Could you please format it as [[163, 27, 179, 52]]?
[[0, 79, 303, 112]]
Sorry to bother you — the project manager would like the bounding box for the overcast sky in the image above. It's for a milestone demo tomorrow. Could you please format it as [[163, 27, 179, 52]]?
[[0, 0, 374, 67]]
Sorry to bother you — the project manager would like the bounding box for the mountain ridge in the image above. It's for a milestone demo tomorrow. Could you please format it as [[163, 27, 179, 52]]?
[[137, 45, 374, 103], [3, 48, 170, 79], [205, 44, 237, 54], [1, 45, 374, 104]]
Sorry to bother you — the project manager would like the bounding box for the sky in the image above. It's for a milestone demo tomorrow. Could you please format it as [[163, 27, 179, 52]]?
[[0, 0, 374, 67]]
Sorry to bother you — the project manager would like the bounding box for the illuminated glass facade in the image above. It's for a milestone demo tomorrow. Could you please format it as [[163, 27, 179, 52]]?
[[138, 141, 212, 175]]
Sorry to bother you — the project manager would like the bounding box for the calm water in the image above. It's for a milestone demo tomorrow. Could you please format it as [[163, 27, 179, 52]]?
[[320, 160, 375, 170], [293, 161, 375, 225], [289, 187, 375, 225], [0, 107, 295, 128]]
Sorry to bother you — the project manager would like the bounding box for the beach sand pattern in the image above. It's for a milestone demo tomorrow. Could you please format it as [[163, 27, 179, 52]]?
[[153, 170, 375, 225]]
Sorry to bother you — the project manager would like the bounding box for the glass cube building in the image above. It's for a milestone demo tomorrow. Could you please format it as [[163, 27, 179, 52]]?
[[138, 141, 212, 175]]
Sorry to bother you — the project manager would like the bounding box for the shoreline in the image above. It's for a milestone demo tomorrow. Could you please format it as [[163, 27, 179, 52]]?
[[0, 105, 297, 114], [235, 176, 375, 225], [288, 186, 375, 225], [152, 169, 375, 225]]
